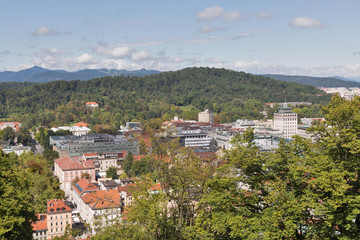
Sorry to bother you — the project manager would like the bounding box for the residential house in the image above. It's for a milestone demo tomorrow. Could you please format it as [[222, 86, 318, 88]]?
[[32, 214, 47, 240], [46, 199, 72, 239]]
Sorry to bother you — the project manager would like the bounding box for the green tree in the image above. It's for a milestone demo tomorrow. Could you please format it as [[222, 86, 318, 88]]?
[[1, 126, 16, 144], [106, 166, 118, 179], [16, 127, 31, 146], [122, 152, 134, 177], [0, 152, 36, 239]]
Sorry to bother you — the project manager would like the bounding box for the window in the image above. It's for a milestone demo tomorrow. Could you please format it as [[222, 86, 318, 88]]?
[[51, 222, 53, 226]]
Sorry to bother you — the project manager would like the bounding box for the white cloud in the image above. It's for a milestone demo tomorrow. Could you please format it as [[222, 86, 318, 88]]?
[[223, 11, 242, 21], [75, 53, 95, 64], [353, 51, 360, 56], [196, 6, 242, 21], [196, 6, 224, 20], [199, 25, 223, 33], [231, 33, 252, 40], [131, 51, 151, 61], [205, 58, 225, 64], [292, 17, 324, 28], [31, 26, 60, 36], [97, 46, 132, 58], [257, 13, 273, 19], [184, 36, 223, 44], [173, 56, 201, 64]]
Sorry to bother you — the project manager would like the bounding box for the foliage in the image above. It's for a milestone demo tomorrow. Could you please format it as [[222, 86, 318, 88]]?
[[106, 166, 118, 179], [0, 68, 331, 129], [0, 152, 35, 239], [1, 126, 15, 144]]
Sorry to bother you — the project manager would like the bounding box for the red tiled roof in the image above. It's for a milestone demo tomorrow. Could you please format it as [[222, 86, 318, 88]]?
[[73, 178, 99, 195], [117, 185, 133, 196], [74, 122, 89, 127], [47, 199, 72, 214], [133, 155, 146, 161], [82, 189, 121, 209], [86, 102, 98, 105], [55, 156, 95, 171], [32, 214, 47, 231], [84, 153, 98, 157]]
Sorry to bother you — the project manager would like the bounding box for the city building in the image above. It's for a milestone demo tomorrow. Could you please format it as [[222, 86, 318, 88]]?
[[172, 129, 213, 148], [46, 199, 72, 239], [54, 156, 95, 195], [0, 122, 21, 131], [273, 107, 298, 139], [198, 109, 214, 124], [2, 145, 31, 155], [32, 214, 47, 240], [51, 126, 91, 136], [83, 151, 125, 173], [85, 102, 99, 108], [50, 134, 139, 158]]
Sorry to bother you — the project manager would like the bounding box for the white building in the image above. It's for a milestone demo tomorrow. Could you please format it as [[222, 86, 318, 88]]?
[[273, 107, 298, 139], [51, 126, 91, 136], [198, 109, 214, 124]]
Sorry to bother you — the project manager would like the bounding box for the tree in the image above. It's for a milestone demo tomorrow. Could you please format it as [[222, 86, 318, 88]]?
[[122, 152, 134, 177], [2, 126, 16, 144], [106, 166, 118, 179], [0, 152, 36, 239], [16, 127, 31, 146]]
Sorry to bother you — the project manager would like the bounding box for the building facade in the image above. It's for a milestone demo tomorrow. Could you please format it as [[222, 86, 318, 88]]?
[[273, 108, 298, 139], [198, 109, 214, 124], [46, 199, 72, 239]]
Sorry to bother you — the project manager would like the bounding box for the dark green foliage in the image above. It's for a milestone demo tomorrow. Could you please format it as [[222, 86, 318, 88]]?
[[106, 166, 118, 179], [0, 152, 35, 239], [0, 67, 331, 128], [1, 126, 15, 143], [16, 127, 31, 145]]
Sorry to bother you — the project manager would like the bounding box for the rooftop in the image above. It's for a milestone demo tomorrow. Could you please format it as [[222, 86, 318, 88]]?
[[82, 189, 121, 209], [47, 199, 72, 214], [54, 156, 95, 171]]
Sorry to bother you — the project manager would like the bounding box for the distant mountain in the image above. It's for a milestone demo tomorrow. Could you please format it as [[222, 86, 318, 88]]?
[[264, 74, 360, 88], [0, 67, 161, 82]]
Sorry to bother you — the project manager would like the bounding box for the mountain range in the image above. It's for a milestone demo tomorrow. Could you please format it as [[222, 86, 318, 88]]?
[[0, 66, 160, 82], [0, 66, 359, 88], [264, 74, 360, 88]]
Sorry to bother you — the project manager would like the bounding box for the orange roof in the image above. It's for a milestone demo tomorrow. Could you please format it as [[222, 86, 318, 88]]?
[[74, 122, 89, 127], [84, 153, 98, 157], [82, 189, 121, 209], [73, 178, 99, 195], [55, 156, 95, 171], [117, 185, 133, 196], [32, 214, 47, 231], [133, 155, 146, 161], [151, 183, 161, 191], [47, 199, 72, 214], [86, 102, 98, 105]]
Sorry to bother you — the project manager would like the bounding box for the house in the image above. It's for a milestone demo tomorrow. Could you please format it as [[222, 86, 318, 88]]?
[[47, 199, 72, 239], [85, 102, 99, 108], [82, 151, 125, 173], [0, 122, 21, 131], [80, 189, 122, 233], [198, 109, 214, 124], [32, 214, 47, 240], [50, 126, 91, 136], [54, 156, 95, 196], [74, 122, 89, 127]]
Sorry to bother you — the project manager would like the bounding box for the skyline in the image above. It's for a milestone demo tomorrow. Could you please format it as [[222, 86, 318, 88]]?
[[1, 0, 360, 78]]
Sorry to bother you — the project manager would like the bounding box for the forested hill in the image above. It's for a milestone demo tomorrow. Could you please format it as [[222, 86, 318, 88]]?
[[265, 74, 360, 88], [0, 67, 331, 128]]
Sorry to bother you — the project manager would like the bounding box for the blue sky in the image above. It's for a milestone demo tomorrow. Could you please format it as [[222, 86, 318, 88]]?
[[1, 0, 360, 77]]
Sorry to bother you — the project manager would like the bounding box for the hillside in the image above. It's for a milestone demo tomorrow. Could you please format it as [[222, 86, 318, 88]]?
[[0, 67, 331, 128], [0, 66, 160, 82], [265, 74, 360, 88]]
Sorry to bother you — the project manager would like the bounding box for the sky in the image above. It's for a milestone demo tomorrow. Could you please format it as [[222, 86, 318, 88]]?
[[1, 0, 360, 78]]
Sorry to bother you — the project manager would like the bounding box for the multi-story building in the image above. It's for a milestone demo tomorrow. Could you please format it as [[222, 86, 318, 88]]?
[[32, 214, 47, 240], [83, 151, 125, 173], [85, 102, 99, 108], [46, 199, 72, 239], [273, 107, 298, 139], [0, 122, 21, 131], [172, 129, 213, 148], [198, 109, 214, 124], [54, 156, 95, 196], [50, 134, 139, 158], [51, 126, 91, 136]]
